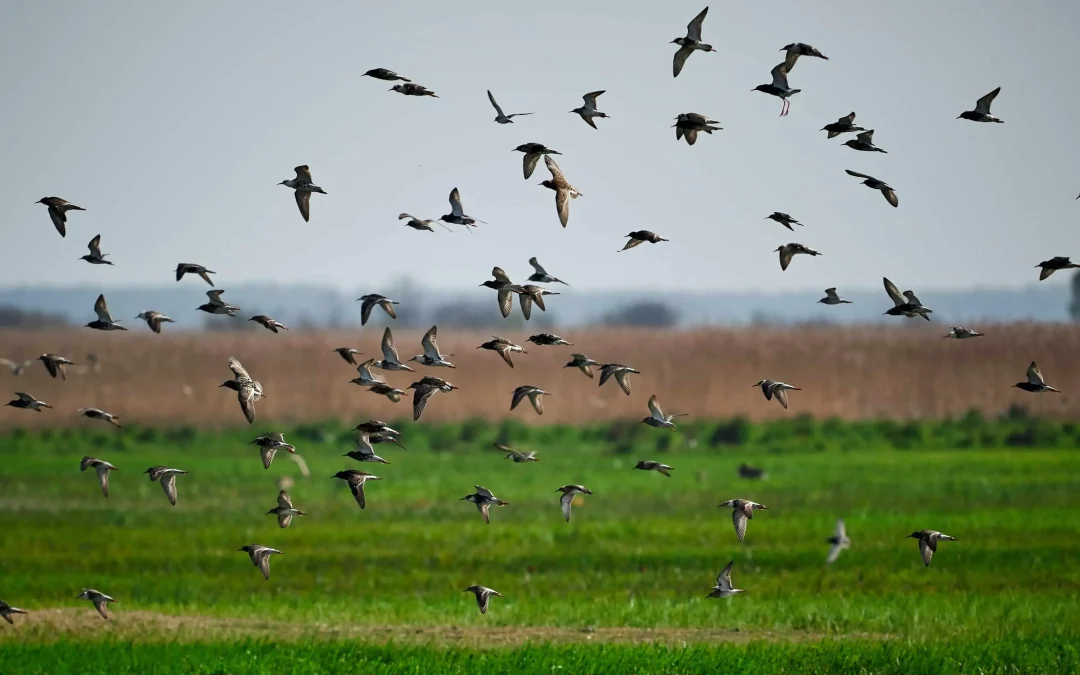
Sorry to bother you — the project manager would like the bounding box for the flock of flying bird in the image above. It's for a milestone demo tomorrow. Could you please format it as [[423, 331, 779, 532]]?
[[0, 7, 1076, 624]]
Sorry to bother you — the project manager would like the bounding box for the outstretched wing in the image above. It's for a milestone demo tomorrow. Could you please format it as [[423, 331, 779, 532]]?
[[382, 327, 400, 362], [448, 188, 465, 217], [93, 294, 113, 323], [686, 6, 708, 41], [486, 89, 505, 117], [648, 394, 664, 420], [716, 560, 735, 590], [228, 356, 251, 381], [883, 278, 905, 306], [974, 87, 1000, 115], [1027, 362, 1046, 386]]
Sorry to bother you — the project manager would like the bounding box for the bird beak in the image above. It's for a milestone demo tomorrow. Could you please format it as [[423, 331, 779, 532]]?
[[955, 115, 962, 119]]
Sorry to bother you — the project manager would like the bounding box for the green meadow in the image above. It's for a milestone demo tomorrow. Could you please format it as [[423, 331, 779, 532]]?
[[1, 414, 1078, 673]]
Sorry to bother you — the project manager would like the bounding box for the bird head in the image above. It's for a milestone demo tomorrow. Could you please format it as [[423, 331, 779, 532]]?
[[752, 380, 766, 388], [752, 85, 768, 93], [905, 532, 921, 539]]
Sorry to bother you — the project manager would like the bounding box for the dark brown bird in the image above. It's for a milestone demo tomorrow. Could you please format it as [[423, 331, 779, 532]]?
[[620, 231, 669, 251], [37, 197, 85, 237]]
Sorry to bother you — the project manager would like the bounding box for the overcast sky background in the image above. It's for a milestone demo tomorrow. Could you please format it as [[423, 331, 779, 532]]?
[[1, 0, 1077, 296]]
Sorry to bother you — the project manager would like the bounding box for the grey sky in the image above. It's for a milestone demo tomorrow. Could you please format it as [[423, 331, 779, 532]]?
[[2, 0, 1077, 296]]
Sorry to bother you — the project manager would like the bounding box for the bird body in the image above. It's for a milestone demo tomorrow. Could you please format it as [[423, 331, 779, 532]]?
[[80, 456, 119, 497], [621, 230, 669, 251], [641, 394, 687, 430], [478, 336, 526, 368], [144, 466, 187, 505], [238, 545, 282, 580], [37, 197, 85, 237], [556, 484, 593, 522], [357, 294, 399, 326], [570, 90, 609, 129], [707, 560, 745, 598], [1013, 361, 1060, 393], [77, 589, 115, 619], [719, 498, 768, 542], [671, 7, 715, 78], [80, 234, 113, 265], [278, 165, 327, 222], [775, 243, 821, 271], [819, 288, 852, 305], [5, 392, 51, 411], [907, 530, 957, 567], [958, 87, 1003, 123], [136, 311, 175, 334], [461, 485, 509, 523], [86, 294, 126, 331], [464, 585, 503, 613]]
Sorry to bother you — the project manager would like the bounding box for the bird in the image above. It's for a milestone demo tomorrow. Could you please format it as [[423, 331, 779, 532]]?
[[349, 358, 386, 388], [1035, 257, 1080, 280], [367, 382, 406, 403], [672, 113, 722, 145], [135, 311, 175, 334], [479, 267, 526, 318], [883, 277, 932, 321], [38, 354, 74, 380], [513, 143, 562, 180], [0, 600, 28, 625], [775, 243, 821, 271], [343, 441, 391, 465], [175, 263, 216, 286], [408, 376, 458, 420], [845, 170, 898, 207], [390, 83, 438, 97], [564, 353, 599, 379], [821, 112, 865, 138], [641, 394, 687, 430], [80, 234, 113, 265], [461, 485, 509, 524], [738, 463, 767, 480], [907, 530, 958, 567], [957, 87, 1003, 123], [718, 499, 769, 542], [511, 385, 549, 415], [477, 336, 526, 368], [357, 294, 400, 326], [464, 585, 503, 614], [79, 408, 121, 427], [766, 212, 802, 231], [220, 356, 264, 424], [556, 485, 593, 522], [238, 545, 282, 580], [621, 230, 668, 251], [496, 442, 539, 463], [85, 294, 126, 331], [409, 325, 455, 368], [355, 420, 400, 436], [753, 379, 801, 410], [753, 53, 801, 117], [570, 91, 609, 129], [266, 490, 307, 527], [781, 42, 828, 59], [333, 347, 363, 366], [373, 327, 414, 372], [487, 90, 532, 124], [363, 68, 410, 82], [399, 212, 452, 232], [818, 288, 852, 305], [249, 315, 288, 333], [844, 129, 887, 153], [1013, 362, 1061, 393], [634, 460, 673, 477], [440, 187, 485, 230], [5, 392, 51, 411], [706, 560, 745, 599], [80, 456, 119, 497], [826, 519, 851, 564], [36, 197, 85, 237], [527, 333, 572, 346], [527, 256, 569, 285], [518, 285, 559, 320], [333, 470, 382, 509], [144, 466, 187, 506], [0, 358, 33, 376], [539, 155, 582, 228], [278, 165, 327, 222], [77, 589, 116, 619], [251, 433, 297, 469], [671, 7, 715, 78], [197, 290, 241, 316], [944, 326, 984, 339], [599, 364, 639, 395]]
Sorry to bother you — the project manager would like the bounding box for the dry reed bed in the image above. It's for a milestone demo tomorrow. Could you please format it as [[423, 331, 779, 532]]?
[[0, 324, 1076, 429]]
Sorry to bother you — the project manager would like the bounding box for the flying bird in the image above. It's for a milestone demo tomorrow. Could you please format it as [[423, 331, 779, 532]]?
[[249, 315, 288, 333], [826, 519, 851, 564], [513, 143, 561, 180], [780, 42, 828, 59], [540, 155, 582, 228], [641, 394, 687, 430], [220, 356, 264, 424], [556, 485, 593, 522], [0, 600, 28, 625], [333, 470, 382, 509], [766, 212, 802, 231], [0, 358, 33, 376], [238, 545, 282, 580], [673, 113, 722, 145], [197, 289, 241, 316], [907, 530, 957, 567], [706, 560, 745, 599], [36, 197, 84, 237], [349, 358, 386, 388], [38, 354, 74, 380], [333, 347, 363, 366], [251, 433, 297, 469], [671, 7, 715, 78], [373, 327, 414, 372], [479, 267, 525, 318], [408, 376, 458, 420], [620, 230, 669, 251], [486, 90, 532, 124], [440, 187, 485, 230], [775, 243, 821, 271], [79, 407, 121, 427], [409, 325, 455, 368], [753, 379, 801, 410], [957, 87, 1003, 123], [266, 490, 307, 528], [135, 311, 174, 334], [86, 294, 126, 331], [570, 91, 609, 129], [753, 53, 801, 117], [363, 68, 410, 82], [77, 589, 116, 619], [883, 277, 932, 320], [527, 333, 572, 347], [80, 456, 119, 497], [1012, 362, 1060, 393], [1035, 257, 1080, 280], [527, 256, 569, 285], [634, 460, 673, 477], [844, 170, 898, 207], [818, 288, 851, 305], [599, 364, 639, 395], [844, 130, 887, 153], [944, 326, 984, 339], [390, 83, 438, 97], [175, 263, 215, 286], [278, 165, 327, 223], [399, 213, 452, 232], [80, 234, 113, 265], [464, 585, 503, 614], [144, 466, 187, 506], [511, 385, 549, 415], [564, 353, 599, 379], [5, 392, 51, 411], [461, 485, 509, 524], [518, 285, 559, 320], [357, 294, 399, 326], [821, 112, 865, 138], [477, 336, 526, 368], [496, 443, 539, 463], [719, 498, 768, 542]]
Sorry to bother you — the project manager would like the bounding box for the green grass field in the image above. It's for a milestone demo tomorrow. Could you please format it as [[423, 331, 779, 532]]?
[[1, 419, 1078, 673]]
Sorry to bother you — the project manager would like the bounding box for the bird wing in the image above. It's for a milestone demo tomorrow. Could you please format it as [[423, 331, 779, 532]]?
[[545, 154, 567, 184], [360, 297, 376, 325], [648, 394, 664, 421], [94, 465, 112, 497], [412, 384, 437, 420], [554, 188, 570, 228], [15, 392, 34, 402], [778, 247, 793, 271], [855, 130, 874, 144], [476, 589, 491, 613], [278, 513, 293, 528], [88, 234, 103, 257], [528, 390, 545, 415], [835, 519, 846, 539], [826, 542, 844, 564], [294, 165, 314, 183], [582, 90, 605, 109], [686, 6, 708, 41], [207, 289, 226, 304], [824, 288, 838, 299], [259, 447, 277, 469], [278, 490, 293, 509], [732, 509, 748, 542], [228, 356, 251, 381], [838, 112, 856, 125], [845, 169, 877, 181], [770, 61, 791, 89], [475, 485, 494, 498], [614, 370, 633, 395], [495, 344, 515, 368], [883, 278, 905, 306], [382, 327, 400, 362], [974, 87, 1000, 115], [254, 549, 273, 579], [238, 385, 256, 424], [903, 290, 924, 306], [449, 188, 464, 217], [919, 538, 935, 567], [486, 89, 505, 116], [519, 293, 533, 320], [93, 294, 113, 323], [528, 257, 546, 275], [421, 325, 440, 358], [496, 290, 514, 318], [510, 387, 530, 411], [492, 266, 513, 284], [673, 45, 694, 78], [92, 596, 110, 619], [294, 191, 311, 222], [349, 477, 368, 509], [716, 560, 734, 590], [882, 187, 899, 208], [621, 237, 645, 251], [48, 206, 67, 237], [161, 473, 179, 505], [1027, 362, 1046, 386], [560, 491, 575, 521], [522, 153, 541, 180], [775, 388, 790, 409]]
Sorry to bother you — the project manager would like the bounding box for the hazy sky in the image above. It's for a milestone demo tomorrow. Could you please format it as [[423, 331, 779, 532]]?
[[2, 1, 1078, 295]]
